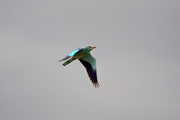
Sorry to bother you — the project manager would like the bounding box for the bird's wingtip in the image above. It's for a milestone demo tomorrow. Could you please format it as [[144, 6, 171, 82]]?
[[58, 60, 62, 62], [93, 83, 100, 88]]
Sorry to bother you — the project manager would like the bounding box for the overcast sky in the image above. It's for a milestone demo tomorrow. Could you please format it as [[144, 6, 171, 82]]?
[[1, 0, 180, 120]]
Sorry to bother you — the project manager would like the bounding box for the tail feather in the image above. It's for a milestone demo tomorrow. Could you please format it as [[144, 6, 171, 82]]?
[[63, 58, 74, 66]]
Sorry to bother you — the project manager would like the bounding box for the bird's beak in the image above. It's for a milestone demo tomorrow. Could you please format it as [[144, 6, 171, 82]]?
[[93, 46, 96, 49]]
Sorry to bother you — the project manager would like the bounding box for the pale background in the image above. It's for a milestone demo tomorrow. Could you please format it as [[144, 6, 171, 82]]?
[[0, 0, 180, 120]]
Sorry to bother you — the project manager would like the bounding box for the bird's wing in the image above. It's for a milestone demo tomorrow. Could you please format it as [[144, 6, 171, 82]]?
[[59, 48, 82, 62], [79, 53, 99, 88]]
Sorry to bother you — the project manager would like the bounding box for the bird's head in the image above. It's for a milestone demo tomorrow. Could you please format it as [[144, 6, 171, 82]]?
[[88, 45, 96, 50]]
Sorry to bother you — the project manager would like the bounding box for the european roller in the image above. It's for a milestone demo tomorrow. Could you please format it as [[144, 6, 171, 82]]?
[[59, 45, 99, 88]]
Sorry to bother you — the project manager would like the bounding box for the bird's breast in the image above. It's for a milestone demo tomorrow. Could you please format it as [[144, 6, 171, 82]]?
[[74, 50, 89, 59]]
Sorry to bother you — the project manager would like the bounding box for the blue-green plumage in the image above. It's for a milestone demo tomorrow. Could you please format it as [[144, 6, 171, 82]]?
[[59, 45, 99, 88]]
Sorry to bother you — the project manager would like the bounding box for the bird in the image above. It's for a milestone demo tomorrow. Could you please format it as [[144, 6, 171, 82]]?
[[58, 45, 99, 88]]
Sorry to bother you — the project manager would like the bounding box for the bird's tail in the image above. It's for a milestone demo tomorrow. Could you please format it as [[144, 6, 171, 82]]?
[[63, 58, 76, 66]]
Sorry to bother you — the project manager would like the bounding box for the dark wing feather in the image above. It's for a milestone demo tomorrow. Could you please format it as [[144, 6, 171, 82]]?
[[79, 54, 99, 88], [58, 55, 71, 62], [59, 48, 82, 62]]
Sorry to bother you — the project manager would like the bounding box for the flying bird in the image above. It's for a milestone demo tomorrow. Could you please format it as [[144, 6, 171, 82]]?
[[59, 45, 99, 88]]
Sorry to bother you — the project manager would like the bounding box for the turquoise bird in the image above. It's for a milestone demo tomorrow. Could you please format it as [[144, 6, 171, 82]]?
[[59, 45, 99, 88]]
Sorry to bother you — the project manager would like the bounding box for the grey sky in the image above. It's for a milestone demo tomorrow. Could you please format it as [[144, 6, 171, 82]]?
[[1, 0, 180, 120]]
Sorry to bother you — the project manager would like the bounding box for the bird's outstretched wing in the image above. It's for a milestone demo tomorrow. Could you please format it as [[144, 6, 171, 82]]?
[[79, 53, 99, 88], [59, 48, 81, 62]]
